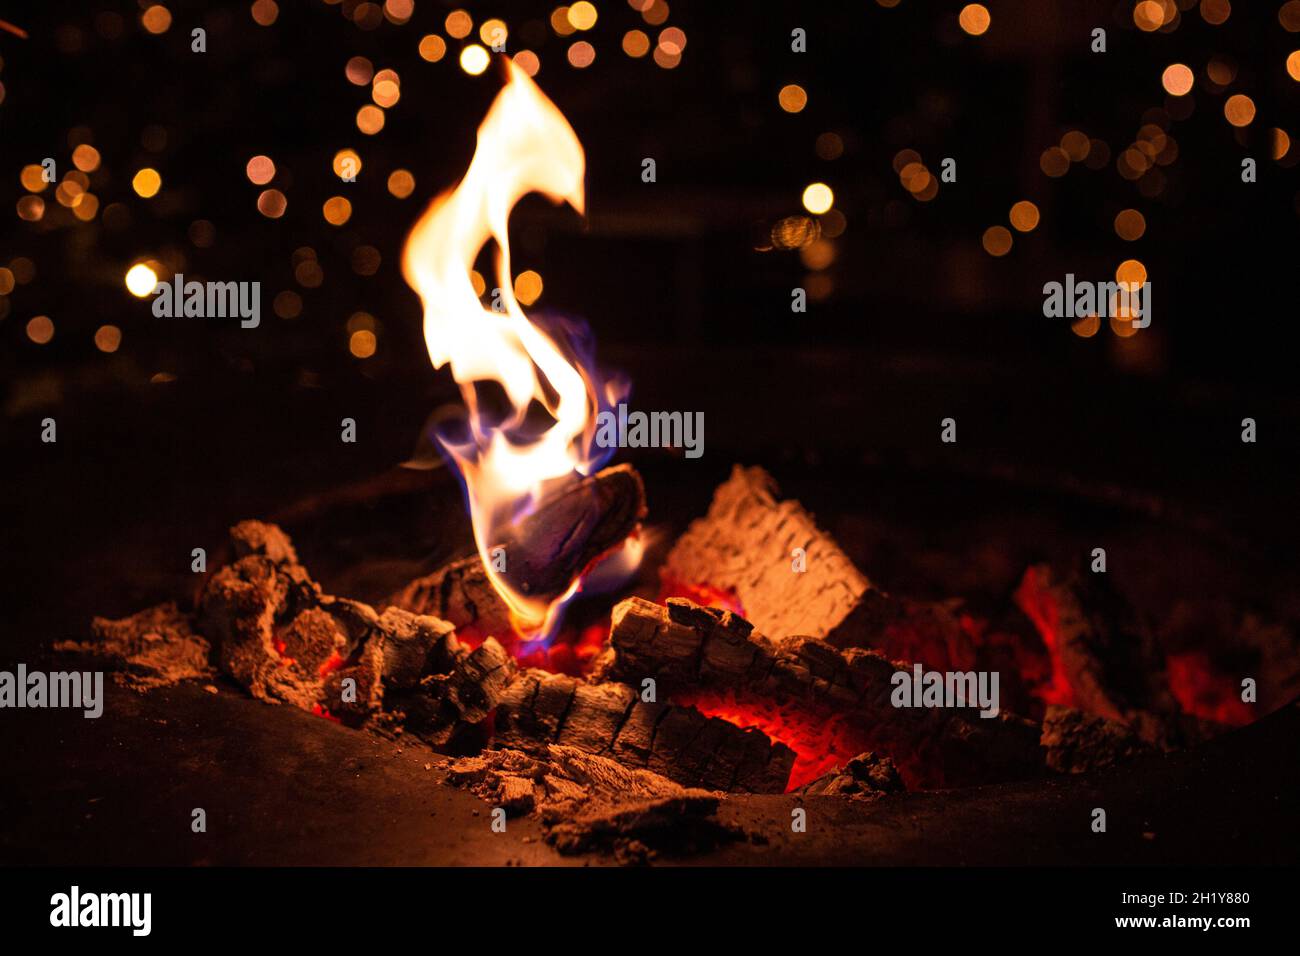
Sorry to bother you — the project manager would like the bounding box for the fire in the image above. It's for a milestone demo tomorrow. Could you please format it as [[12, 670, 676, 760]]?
[[402, 59, 627, 643]]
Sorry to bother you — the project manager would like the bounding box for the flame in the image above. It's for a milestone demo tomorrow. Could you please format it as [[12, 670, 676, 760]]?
[[402, 59, 625, 641]]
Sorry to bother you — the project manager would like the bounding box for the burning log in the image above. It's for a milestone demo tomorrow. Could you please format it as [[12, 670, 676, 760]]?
[[388, 463, 647, 635], [663, 465, 885, 644], [1014, 563, 1181, 746], [447, 744, 740, 862], [57, 602, 213, 691], [493, 668, 796, 793], [597, 597, 1044, 787]]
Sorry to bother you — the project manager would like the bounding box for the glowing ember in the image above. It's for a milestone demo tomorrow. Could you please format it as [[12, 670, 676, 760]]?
[[658, 575, 745, 616], [1166, 651, 1254, 726], [1012, 566, 1077, 708], [402, 59, 631, 645], [675, 688, 876, 791]]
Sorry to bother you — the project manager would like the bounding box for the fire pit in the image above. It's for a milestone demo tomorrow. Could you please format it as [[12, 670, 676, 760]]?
[[8, 56, 1293, 875]]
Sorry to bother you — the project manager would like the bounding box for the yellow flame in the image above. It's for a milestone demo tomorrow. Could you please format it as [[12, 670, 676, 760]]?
[[402, 60, 605, 639]]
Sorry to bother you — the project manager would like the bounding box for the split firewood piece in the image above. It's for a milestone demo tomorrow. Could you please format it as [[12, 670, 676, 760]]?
[[199, 521, 456, 726], [493, 668, 796, 793], [57, 602, 214, 691], [1014, 563, 1181, 746], [1040, 705, 1158, 774], [662, 464, 894, 646], [802, 751, 906, 800], [599, 597, 1044, 787], [387, 464, 647, 636], [497, 463, 647, 600]]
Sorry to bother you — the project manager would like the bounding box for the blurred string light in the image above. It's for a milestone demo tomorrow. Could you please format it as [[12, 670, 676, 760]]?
[[356, 104, 385, 133], [460, 44, 490, 75], [1200, 0, 1231, 27], [981, 225, 1012, 257], [958, 4, 990, 36], [333, 148, 361, 179], [1009, 200, 1039, 232], [94, 324, 122, 353], [568, 41, 595, 68], [1161, 63, 1194, 96], [257, 188, 287, 218], [251, 0, 278, 27], [445, 10, 472, 39], [387, 169, 415, 198], [141, 5, 171, 34], [514, 50, 540, 76], [568, 2, 598, 30], [245, 155, 275, 185], [480, 18, 508, 47], [322, 196, 352, 226], [514, 270, 544, 306], [27, 315, 54, 344], [419, 35, 447, 62], [346, 56, 374, 85], [132, 167, 162, 198], [125, 263, 158, 297], [778, 84, 807, 113], [1114, 208, 1146, 240], [801, 182, 834, 214], [1224, 93, 1255, 126]]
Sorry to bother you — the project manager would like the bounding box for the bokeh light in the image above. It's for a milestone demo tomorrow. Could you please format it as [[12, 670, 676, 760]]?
[[125, 263, 158, 297], [958, 4, 990, 36], [802, 182, 834, 214]]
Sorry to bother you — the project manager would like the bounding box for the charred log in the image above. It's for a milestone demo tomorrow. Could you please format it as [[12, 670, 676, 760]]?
[[388, 464, 646, 635], [598, 596, 1044, 787], [1014, 563, 1181, 746], [493, 668, 796, 793]]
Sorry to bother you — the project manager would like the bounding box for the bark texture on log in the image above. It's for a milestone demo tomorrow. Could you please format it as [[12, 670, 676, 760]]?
[[493, 667, 796, 793], [662, 465, 893, 645], [388, 555, 513, 639], [387, 464, 646, 635], [598, 596, 1044, 787]]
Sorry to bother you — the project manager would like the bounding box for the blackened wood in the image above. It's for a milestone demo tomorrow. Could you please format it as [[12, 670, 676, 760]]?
[[600, 596, 1044, 787], [493, 668, 795, 793], [1014, 563, 1180, 745], [497, 463, 647, 600], [387, 463, 647, 634]]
